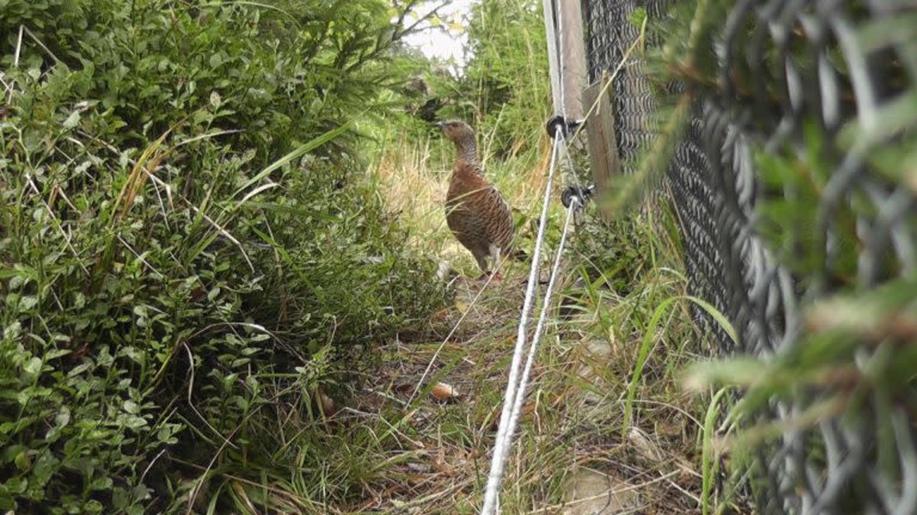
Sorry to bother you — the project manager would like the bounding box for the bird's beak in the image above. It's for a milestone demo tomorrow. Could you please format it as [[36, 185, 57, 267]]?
[[434, 121, 445, 129]]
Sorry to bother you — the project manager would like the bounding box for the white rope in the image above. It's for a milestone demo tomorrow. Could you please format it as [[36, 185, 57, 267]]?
[[556, 0, 567, 122], [558, 122, 583, 185], [497, 125, 582, 464], [542, 0, 563, 116], [500, 195, 577, 451], [481, 2, 588, 510], [481, 128, 563, 514], [481, 178, 579, 515]]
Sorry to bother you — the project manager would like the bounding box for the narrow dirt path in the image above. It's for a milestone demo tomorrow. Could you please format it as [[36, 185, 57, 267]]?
[[343, 275, 525, 512]]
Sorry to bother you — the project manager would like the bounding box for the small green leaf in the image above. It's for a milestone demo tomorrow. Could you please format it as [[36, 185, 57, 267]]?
[[23, 357, 42, 376], [54, 407, 71, 429], [67, 362, 92, 377], [46, 349, 72, 360], [19, 295, 39, 310], [3, 321, 22, 340], [629, 7, 647, 28], [90, 476, 113, 491], [6, 476, 27, 495], [63, 111, 81, 129], [123, 400, 140, 415], [14, 450, 31, 471]]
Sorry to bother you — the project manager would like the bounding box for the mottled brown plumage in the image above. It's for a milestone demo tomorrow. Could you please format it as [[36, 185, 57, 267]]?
[[438, 120, 514, 278]]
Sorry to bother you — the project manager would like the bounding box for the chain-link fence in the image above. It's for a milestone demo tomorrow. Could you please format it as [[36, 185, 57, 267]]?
[[581, 0, 917, 513], [582, 0, 667, 173]]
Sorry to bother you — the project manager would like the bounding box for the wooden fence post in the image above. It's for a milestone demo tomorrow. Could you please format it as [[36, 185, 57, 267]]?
[[546, 0, 619, 223], [558, 0, 586, 121], [582, 74, 619, 223]]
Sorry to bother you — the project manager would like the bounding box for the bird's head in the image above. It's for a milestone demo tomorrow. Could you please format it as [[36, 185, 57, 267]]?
[[436, 120, 475, 147]]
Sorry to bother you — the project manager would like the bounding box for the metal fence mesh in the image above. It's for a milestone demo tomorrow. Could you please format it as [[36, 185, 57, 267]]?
[[582, 0, 667, 173], [582, 0, 917, 513]]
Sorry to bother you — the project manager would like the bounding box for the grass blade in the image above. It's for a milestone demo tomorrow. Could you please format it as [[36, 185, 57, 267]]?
[[231, 123, 352, 200]]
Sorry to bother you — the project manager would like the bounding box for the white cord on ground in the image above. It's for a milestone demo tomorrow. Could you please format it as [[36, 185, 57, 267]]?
[[481, 129, 563, 515], [500, 196, 577, 453], [481, 1, 587, 509], [406, 264, 502, 407]]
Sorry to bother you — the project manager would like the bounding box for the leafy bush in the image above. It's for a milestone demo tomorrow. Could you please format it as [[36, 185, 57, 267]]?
[[0, 1, 444, 512]]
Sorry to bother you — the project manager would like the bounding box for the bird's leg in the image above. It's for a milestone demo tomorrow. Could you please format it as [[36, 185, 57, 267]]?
[[475, 258, 499, 283], [474, 252, 490, 282], [487, 246, 503, 283]]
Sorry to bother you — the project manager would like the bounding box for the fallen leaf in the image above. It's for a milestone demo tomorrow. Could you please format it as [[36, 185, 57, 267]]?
[[314, 388, 335, 417], [431, 382, 460, 401]]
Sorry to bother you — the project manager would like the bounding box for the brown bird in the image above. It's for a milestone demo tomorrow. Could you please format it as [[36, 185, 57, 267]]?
[[438, 120, 514, 280]]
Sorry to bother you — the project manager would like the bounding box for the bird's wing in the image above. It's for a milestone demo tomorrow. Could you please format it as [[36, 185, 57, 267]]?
[[481, 186, 514, 250]]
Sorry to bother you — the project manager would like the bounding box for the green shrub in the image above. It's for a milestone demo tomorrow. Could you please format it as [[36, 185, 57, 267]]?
[[0, 1, 444, 512]]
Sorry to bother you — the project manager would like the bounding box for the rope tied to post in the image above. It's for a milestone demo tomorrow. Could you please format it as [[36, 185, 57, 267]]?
[[480, 0, 601, 511], [480, 119, 590, 514]]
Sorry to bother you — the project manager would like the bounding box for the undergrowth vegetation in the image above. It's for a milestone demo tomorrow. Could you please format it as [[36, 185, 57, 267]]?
[[0, 1, 445, 512]]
